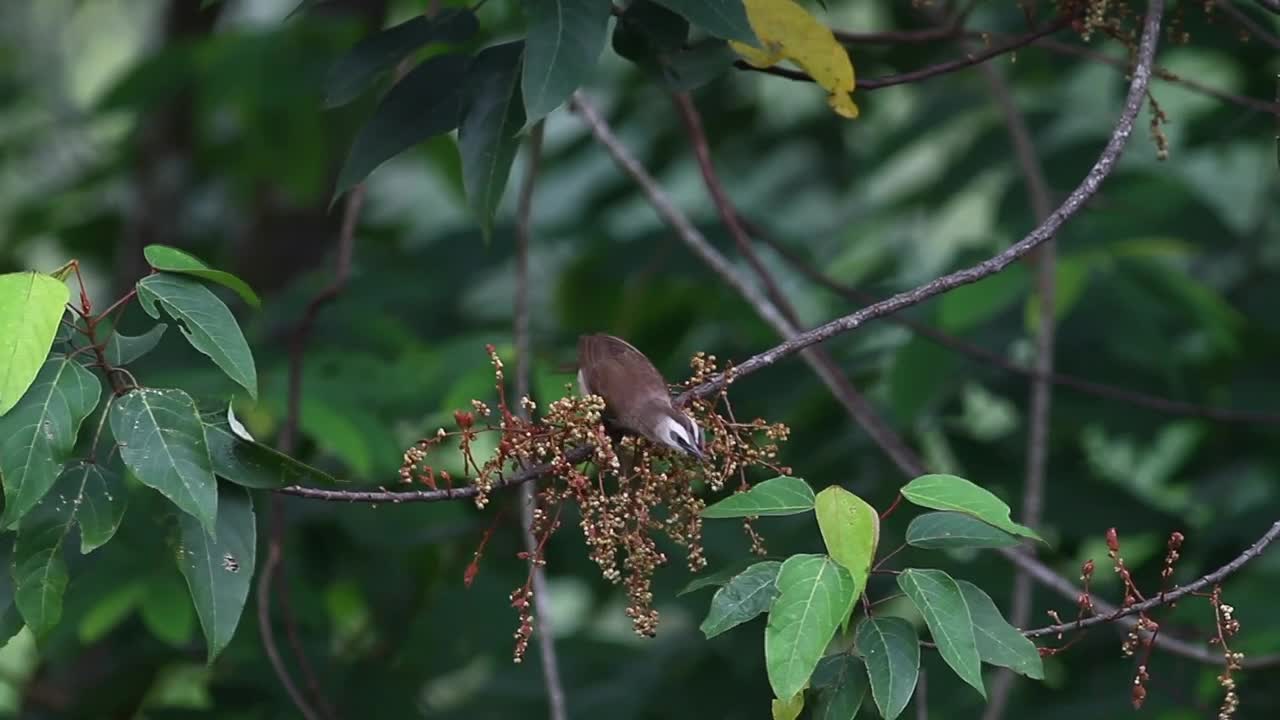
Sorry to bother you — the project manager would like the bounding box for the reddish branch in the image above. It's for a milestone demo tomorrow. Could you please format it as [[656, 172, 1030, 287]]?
[[1024, 521, 1280, 640]]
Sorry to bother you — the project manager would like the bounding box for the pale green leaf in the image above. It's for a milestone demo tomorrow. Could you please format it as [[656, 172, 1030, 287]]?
[[897, 569, 985, 698], [699, 560, 781, 638], [140, 572, 195, 646], [702, 476, 815, 518], [854, 617, 919, 720], [110, 388, 218, 538], [905, 511, 1022, 550], [814, 486, 878, 605], [900, 474, 1043, 542], [0, 272, 70, 417], [0, 357, 101, 528], [136, 273, 258, 399], [957, 580, 1044, 679], [764, 554, 857, 699], [771, 691, 804, 720], [175, 482, 256, 663]]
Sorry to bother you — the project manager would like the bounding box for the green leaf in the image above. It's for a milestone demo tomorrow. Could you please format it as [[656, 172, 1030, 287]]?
[[520, 0, 611, 123], [75, 462, 128, 554], [854, 617, 919, 720], [764, 554, 857, 700], [1025, 256, 1090, 332], [699, 560, 781, 638], [136, 273, 258, 399], [175, 482, 256, 663], [325, 9, 479, 107], [459, 41, 526, 239], [205, 420, 340, 489], [78, 581, 144, 643], [771, 691, 804, 720], [110, 388, 218, 538], [896, 569, 985, 698], [651, 0, 757, 43], [660, 41, 737, 91], [613, 3, 735, 92], [104, 324, 168, 366], [900, 475, 1043, 542], [905, 511, 1022, 550], [0, 271, 71, 417], [702, 476, 815, 518], [814, 486, 879, 605], [10, 461, 122, 636], [813, 655, 867, 720], [0, 357, 101, 528], [677, 557, 763, 596], [335, 53, 470, 196], [956, 580, 1044, 679], [142, 245, 261, 308], [140, 572, 195, 647]]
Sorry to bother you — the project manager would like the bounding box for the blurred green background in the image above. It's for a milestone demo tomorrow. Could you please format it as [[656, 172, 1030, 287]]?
[[1, 0, 1278, 718]]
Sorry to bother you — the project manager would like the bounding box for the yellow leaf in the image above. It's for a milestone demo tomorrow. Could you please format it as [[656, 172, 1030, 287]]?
[[729, 0, 859, 119], [771, 691, 805, 720]]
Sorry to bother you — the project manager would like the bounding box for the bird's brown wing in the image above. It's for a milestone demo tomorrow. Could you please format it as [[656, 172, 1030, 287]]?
[[577, 334, 670, 420]]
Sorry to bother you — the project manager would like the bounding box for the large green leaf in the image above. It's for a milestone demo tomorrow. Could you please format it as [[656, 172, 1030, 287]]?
[[0, 357, 101, 528], [956, 580, 1044, 679], [613, 3, 735, 92], [520, 0, 611, 123], [136, 273, 258, 399], [812, 654, 867, 720], [900, 475, 1043, 542], [699, 560, 781, 638], [764, 554, 857, 700], [11, 462, 125, 636], [897, 569, 985, 698], [140, 571, 195, 647], [814, 486, 878, 604], [110, 388, 218, 538], [459, 41, 526, 240], [142, 245, 261, 308], [854, 617, 919, 720], [677, 557, 763, 596], [905, 511, 1022, 550], [651, 0, 757, 43], [176, 482, 256, 663], [0, 272, 70, 417], [702, 476, 815, 518], [325, 9, 479, 107], [205, 420, 340, 489], [335, 53, 470, 195]]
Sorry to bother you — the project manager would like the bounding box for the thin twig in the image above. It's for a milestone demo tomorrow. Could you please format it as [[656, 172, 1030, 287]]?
[[514, 121, 568, 720], [735, 18, 1069, 90], [670, 91, 925, 476], [1254, 0, 1280, 15], [748, 228, 1280, 425], [977, 48, 1056, 720], [1022, 522, 1280, 643]]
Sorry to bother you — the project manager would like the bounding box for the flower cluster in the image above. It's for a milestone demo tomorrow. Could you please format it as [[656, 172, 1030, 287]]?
[[398, 347, 791, 660]]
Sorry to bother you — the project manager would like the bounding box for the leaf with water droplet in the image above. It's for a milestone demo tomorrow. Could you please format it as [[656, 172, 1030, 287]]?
[[175, 482, 256, 663]]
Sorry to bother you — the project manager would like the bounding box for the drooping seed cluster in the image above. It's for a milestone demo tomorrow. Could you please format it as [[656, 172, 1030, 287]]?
[[400, 347, 791, 661]]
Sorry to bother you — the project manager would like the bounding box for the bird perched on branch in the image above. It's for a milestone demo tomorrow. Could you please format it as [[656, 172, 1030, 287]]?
[[576, 333, 706, 460]]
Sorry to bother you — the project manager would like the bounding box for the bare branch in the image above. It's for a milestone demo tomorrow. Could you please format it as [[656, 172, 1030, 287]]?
[[1255, 0, 1280, 15], [1214, 0, 1280, 50], [514, 121, 569, 720], [977, 51, 1057, 720]]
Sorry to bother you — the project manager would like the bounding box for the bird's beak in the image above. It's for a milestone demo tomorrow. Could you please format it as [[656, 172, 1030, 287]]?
[[687, 444, 706, 462]]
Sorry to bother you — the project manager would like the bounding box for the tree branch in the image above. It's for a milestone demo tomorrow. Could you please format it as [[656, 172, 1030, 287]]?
[[735, 18, 1070, 90], [681, 0, 1164, 403], [514, 121, 569, 720], [1214, 0, 1280, 51]]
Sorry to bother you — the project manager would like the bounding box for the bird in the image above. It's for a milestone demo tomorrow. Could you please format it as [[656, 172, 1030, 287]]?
[[576, 333, 706, 460]]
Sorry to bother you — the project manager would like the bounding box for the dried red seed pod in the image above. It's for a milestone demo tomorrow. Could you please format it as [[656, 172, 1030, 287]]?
[[455, 410, 474, 429], [1106, 527, 1120, 554], [1082, 558, 1095, 579]]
